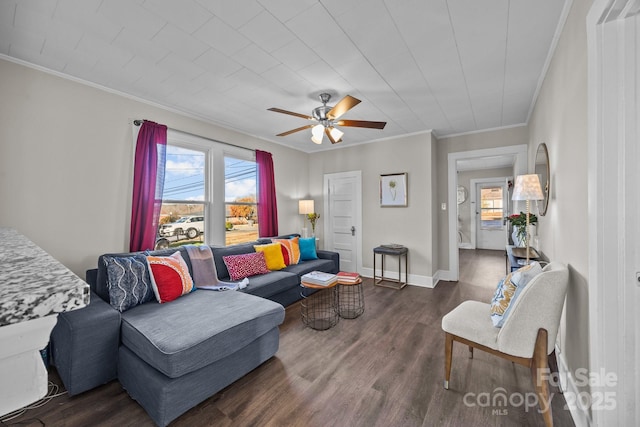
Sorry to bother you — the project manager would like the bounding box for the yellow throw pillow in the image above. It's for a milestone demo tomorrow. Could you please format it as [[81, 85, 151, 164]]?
[[254, 243, 287, 271]]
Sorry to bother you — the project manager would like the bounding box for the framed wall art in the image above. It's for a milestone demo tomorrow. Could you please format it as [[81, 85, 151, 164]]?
[[380, 173, 407, 207]]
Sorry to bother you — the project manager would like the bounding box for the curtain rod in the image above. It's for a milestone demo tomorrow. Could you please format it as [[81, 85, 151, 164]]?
[[134, 119, 255, 153]]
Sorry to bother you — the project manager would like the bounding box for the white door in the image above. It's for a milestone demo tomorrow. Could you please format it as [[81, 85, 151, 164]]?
[[323, 171, 362, 273], [474, 181, 507, 250]]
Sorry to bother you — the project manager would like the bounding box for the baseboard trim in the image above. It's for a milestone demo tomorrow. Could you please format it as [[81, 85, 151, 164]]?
[[458, 243, 474, 249], [556, 348, 592, 427], [360, 268, 437, 288]]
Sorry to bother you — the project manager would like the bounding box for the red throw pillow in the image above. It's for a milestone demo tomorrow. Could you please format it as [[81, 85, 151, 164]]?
[[146, 252, 194, 303]]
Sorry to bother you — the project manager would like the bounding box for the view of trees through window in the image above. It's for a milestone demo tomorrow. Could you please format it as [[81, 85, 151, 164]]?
[[224, 156, 258, 245]]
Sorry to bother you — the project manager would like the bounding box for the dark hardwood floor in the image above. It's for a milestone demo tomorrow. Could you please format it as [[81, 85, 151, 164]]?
[[4, 249, 575, 427]]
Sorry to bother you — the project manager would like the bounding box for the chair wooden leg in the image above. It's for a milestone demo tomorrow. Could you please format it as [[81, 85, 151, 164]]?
[[531, 329, 553, 427], [444, 332, 453, 389]]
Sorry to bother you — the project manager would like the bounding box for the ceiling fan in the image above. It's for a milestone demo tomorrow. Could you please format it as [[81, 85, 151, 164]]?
[[268, 93, 386, 145]]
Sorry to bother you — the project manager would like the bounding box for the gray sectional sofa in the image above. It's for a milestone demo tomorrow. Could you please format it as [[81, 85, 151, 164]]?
[[49, 234, 339, 426]]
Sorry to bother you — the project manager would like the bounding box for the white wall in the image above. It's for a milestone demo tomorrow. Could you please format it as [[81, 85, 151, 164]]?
[[0, 58, 309, 278], [527, 0, 591, 424]]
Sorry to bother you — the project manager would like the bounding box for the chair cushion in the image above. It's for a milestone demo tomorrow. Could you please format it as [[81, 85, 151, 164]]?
[[490, 262, 542, 327], [442, 300, 499, 350], [241, 271, 299, 299], [120, 290, 285, 378]]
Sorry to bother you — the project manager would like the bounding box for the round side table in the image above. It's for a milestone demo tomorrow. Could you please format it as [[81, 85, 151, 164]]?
[[337, 278, 364, 319], [300, 281, 338, 330]]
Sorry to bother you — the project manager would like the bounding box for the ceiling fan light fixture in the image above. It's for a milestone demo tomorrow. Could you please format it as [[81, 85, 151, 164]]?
[[329, 127, 344, 142], [311, 124, 324, 144]]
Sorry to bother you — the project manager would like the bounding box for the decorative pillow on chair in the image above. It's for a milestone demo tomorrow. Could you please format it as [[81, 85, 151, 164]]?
[[223, 252, 270, 281], [490, 262, 543, 327], [104, 254, 154, 312], [254, 243, 287, 270], [272, 236, 301, 265], [299, 237, 318, 261], [146, 251, 195, 304]]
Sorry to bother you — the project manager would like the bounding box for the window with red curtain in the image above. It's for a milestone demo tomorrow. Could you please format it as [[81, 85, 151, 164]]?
[[256, 150, 278, 237], [130, 121, 167, 252]]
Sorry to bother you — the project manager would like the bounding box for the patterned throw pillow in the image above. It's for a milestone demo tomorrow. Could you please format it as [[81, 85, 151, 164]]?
[[104, 254, 154, 312], [299, 237, 318, 261], [223, 252, 270, 281], [146, 251, 195, 303], [253, 243, 287, 270], [490, 262, 543, 327], [272, 237, 301, 265]]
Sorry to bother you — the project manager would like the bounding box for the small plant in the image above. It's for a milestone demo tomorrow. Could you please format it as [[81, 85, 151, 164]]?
[[507, 212, 538, 245], [388, 180, 397, 200], [307, 213, 320, 235], [225, 222, 234, 231]]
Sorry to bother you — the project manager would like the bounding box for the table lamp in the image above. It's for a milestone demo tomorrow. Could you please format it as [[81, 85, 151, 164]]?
[[511, 174, 544, 264], [298, 199, 314, 238]]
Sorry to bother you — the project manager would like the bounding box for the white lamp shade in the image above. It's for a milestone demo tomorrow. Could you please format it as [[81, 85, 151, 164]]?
[[329, 127, 344, 142], [311, 125, 324, 144], [298, 199, 314, 215], [512, 174, 544, 201]]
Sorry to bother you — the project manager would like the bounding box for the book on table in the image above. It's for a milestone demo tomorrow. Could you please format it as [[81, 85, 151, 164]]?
[[301, 271, 338, 286], [336, 271, 361, 283]]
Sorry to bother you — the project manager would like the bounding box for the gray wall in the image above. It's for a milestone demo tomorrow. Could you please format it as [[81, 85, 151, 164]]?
[[0, 58, 310, 277], [308, 132, 437, 283], [436, 126, 529, 270]]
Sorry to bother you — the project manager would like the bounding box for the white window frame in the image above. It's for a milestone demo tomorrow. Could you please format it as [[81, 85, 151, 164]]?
[[166, 130, 254, 246]]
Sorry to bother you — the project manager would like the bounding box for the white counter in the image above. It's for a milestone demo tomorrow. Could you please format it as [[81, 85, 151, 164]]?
[[0, 228, 89, 416]]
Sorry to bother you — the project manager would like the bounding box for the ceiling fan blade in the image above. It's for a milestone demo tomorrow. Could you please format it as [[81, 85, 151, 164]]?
[[327, 95, 361, 120], [325, 127, 342, 144], [276, 124, 314, 137], [336, 119, 387, 129], [267, 107, 314, 120]]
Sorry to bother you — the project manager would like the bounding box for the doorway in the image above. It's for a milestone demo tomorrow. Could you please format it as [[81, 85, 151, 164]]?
[[472, 179, 508, 250], [323, 171, 362, 273]]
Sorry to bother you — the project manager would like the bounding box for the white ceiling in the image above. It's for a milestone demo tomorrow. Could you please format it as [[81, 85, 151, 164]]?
[[0, 0, 568, 153]]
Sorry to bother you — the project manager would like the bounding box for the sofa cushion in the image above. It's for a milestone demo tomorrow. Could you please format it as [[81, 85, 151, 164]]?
[[210, 243, 257, 280], [146, 252, 195, 303], [241, 271, 300, 299], [223, 252, 269, 281], [253, 243, 286, 270], [299, 237, 318, 260], [283, 259, 335, 277], [103, 254, 154, 312], [120, 290, 285, 378], [272, 237, 301, 265]]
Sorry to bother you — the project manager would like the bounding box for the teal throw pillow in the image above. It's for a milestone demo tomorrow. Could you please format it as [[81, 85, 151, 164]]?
[[299, 237, 318, 261]]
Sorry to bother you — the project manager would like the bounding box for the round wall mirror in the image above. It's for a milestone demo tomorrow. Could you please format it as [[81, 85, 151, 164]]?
[[535, 143, 550, 216]]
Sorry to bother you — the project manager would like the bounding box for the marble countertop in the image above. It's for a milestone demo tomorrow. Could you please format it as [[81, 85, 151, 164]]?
[[0, 228, 90, 327]]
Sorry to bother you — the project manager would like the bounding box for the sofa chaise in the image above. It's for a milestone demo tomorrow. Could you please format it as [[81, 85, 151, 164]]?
[[49, 234, 339, 426]]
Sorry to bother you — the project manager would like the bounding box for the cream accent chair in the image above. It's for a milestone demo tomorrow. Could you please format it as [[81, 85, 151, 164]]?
[[441, 262, 568, 427]]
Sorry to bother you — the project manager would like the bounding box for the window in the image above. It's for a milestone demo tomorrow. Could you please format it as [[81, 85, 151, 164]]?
[[157, 145, 206, 248], [480, 187, 504, 229], [153, 129, 256, 249], [224, 156, 258, 245]]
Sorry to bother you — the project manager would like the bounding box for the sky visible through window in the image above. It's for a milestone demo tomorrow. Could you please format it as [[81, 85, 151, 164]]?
[[162, 145, 256, 202]]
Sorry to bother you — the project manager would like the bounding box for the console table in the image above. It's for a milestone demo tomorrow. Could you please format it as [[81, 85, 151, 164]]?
[[505, 245, 543, 273], [0, 228, 89, 416], [373, 245, 408, 289]]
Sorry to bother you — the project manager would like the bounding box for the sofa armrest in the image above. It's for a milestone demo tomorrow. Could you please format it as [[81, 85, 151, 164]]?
[[50, 291, 121, 395], [316, 250, 340, 273]]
